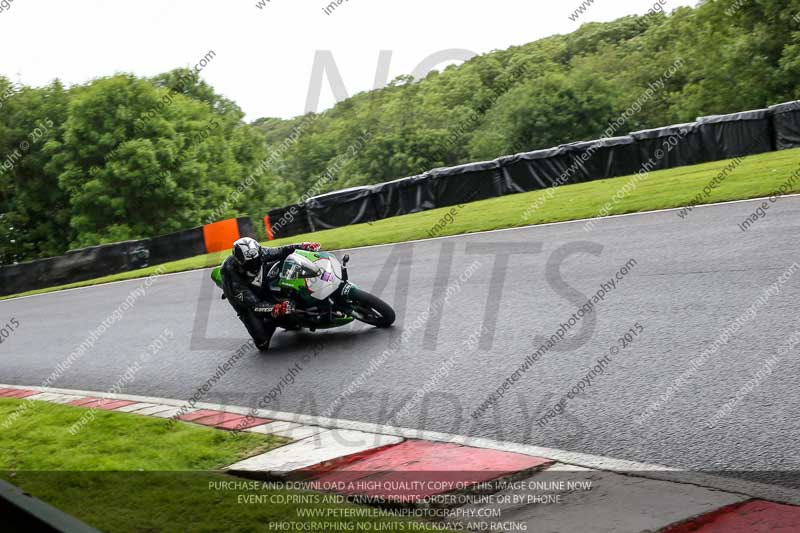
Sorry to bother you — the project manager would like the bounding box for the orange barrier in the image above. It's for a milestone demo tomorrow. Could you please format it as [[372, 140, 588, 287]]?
[[203, 218, 241, 253], [263, 215, 275, 241]]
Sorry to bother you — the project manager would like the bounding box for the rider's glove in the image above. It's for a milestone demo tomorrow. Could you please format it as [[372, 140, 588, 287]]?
[[299, 242, 321, 252], [271, 300, 294, 318]]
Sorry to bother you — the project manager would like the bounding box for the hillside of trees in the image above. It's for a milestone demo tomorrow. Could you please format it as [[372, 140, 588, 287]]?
[[2, 0, 799, 263]]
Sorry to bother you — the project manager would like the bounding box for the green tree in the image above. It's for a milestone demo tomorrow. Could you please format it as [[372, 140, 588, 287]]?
[[0, 80, 70, 263], [54, 75, 254, 247]]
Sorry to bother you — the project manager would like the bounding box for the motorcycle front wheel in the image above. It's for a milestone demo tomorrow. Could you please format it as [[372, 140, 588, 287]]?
[[348, 287, 396, 328]]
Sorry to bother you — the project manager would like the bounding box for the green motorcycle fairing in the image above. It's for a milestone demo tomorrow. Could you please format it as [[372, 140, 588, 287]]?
[[211, 266, 223, 288], [209, 252, 357, 329]]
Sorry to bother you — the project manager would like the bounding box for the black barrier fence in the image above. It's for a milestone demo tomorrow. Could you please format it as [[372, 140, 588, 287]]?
[[268, 100, 800, 240], [0, 217, 254, 297], [630, 121, 709, 170], [5, 101, 800, 294], [306, 186, 378, 232], [236, 217, 255, 243], [696, 109, 774, 161], [562, 136, 642, 182], [371, 174, 437, 220], [428, 160, 508, 208], [770, 101, 800, 150], [266, 204, 311, 240], [147, 227, 206, 266], [498, 146, 581, 193]]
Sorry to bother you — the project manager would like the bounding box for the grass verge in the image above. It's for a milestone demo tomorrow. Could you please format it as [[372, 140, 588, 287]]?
[[5, 147, 800, 300], [0, 398, 454, 532], [0, 397, 284, 471]]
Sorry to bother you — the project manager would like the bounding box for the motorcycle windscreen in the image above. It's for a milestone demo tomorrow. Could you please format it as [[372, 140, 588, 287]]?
[[305, 257, 342, 301], [280, 256, 319, 280]]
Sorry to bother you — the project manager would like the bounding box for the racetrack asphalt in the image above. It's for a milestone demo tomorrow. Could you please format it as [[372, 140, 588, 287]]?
[[3, 195, 800, 485]]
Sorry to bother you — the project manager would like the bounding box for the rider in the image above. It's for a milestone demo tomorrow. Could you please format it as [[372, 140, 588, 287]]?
[[221, 237, 321, 352]]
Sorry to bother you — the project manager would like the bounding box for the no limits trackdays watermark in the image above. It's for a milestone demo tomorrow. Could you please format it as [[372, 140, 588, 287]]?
[[209, 386, 590, 450], [221, 257, 484, 435], [320, 258, 483, 421], [191, 239, 632, 443]]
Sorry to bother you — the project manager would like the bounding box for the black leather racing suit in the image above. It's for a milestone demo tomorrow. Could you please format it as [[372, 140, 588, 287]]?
[[220, 244, 307, 351]]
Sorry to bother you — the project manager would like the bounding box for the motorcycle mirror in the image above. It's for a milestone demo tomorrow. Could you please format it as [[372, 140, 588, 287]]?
[[342, 254, 350, 266]]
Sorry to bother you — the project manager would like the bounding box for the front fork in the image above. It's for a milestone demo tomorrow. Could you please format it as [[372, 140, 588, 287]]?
[[337, 254, 355, 303], [341, 254, 350, 282]]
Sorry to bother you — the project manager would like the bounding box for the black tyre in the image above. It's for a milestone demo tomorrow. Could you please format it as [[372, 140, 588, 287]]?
[[348, 288, 396, 328]]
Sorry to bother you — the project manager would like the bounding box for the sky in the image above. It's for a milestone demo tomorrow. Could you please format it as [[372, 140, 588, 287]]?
[[0, 0, 696, 121]]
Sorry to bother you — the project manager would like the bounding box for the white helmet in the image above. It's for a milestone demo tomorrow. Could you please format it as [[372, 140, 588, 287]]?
[[232, 237, 261, 273]]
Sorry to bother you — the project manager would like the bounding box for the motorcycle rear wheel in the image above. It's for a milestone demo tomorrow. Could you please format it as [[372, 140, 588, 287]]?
[[348, 288, 396, 328]]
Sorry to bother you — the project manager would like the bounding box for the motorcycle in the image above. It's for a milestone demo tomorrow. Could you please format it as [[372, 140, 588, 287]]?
[[211, 250, 395, 331]]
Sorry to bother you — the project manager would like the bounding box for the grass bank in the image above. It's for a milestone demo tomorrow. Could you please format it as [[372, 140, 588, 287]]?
[[0, 398, 453, 532], [5, 147, 799, 300]]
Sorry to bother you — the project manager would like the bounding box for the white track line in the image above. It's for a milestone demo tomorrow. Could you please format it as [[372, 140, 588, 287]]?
[[5, 193, 800, 303], [3, 383, 799, 506]]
